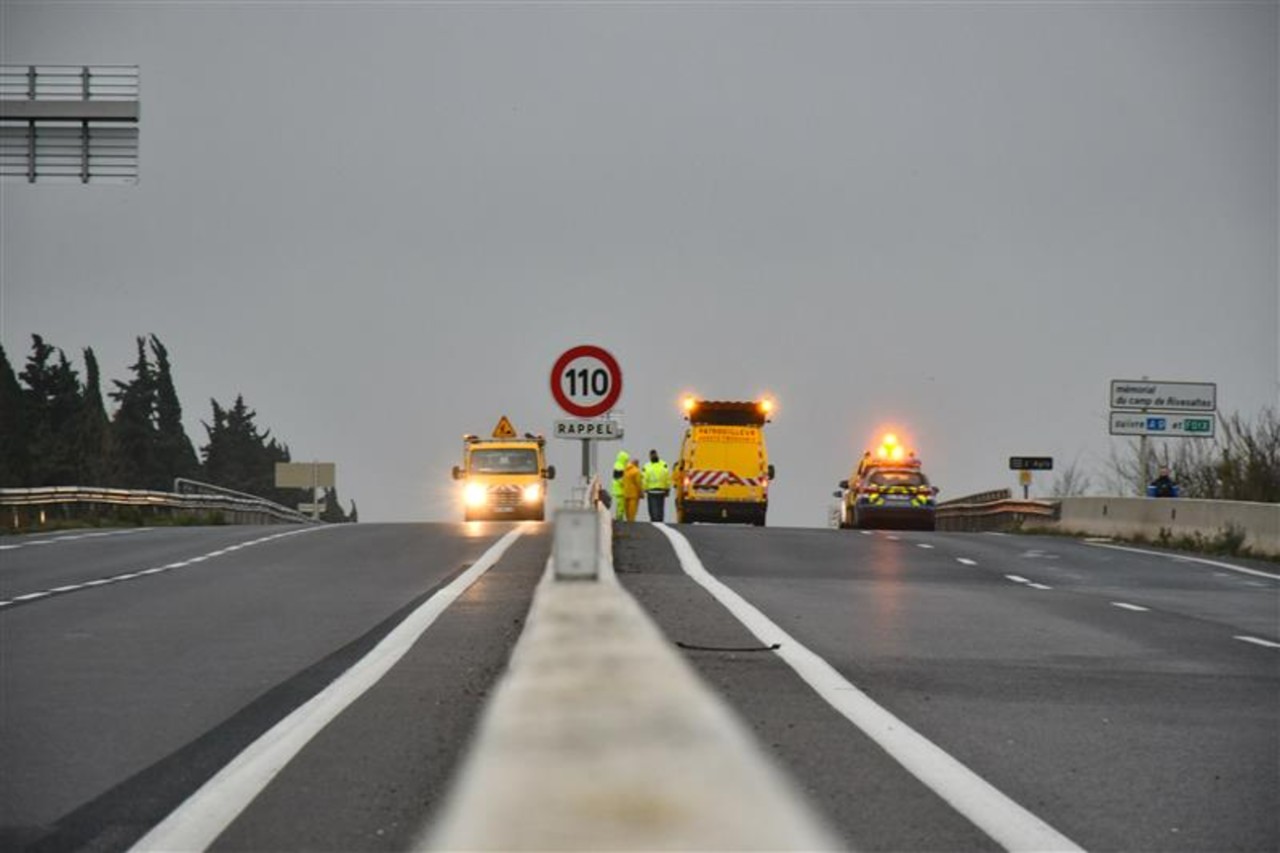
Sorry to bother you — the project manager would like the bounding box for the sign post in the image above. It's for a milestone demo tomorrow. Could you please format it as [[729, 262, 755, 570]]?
[[550, 345, 624, 485], [1009, 457, 1051, 500]]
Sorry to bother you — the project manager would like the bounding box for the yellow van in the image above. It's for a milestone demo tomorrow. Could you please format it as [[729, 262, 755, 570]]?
[[672, 398, 775, 526], [452, 418, 555, 522]]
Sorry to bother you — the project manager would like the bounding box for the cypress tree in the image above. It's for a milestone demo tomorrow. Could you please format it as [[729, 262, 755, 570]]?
[[110, 337, 159, 489], [20, 335, 82, 485], [0, 343, 31, 486], [77, 348, 114, 485], [150, 336, 200, 485]]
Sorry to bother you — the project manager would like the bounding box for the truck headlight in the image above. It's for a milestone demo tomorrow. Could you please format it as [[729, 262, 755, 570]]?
[[522, 484, 542, 503], [464, 483, 488, 508]]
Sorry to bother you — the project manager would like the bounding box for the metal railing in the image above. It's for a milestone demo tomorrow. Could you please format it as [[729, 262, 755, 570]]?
[[1, 65, 140, 184], [1, 484, 316, 530], [935, 492, 1058, 531]]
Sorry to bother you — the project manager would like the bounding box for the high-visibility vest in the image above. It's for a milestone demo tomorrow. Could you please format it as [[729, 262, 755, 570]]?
[[643, 460, 671, 491]]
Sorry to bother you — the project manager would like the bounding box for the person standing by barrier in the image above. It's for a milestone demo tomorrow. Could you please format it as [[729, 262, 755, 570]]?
[[1148, 466, 1180, 498], [611, 450, 630, 520], [623, 458, 645, 522], [643, 449, 672, 522]]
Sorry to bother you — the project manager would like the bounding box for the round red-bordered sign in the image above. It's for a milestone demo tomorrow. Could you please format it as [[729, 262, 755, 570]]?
[[550, 345, 622, 417]]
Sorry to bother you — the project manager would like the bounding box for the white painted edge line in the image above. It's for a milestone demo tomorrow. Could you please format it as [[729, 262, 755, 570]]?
[[1110, 602, 1149, 612], [653, 523, 1083, 853], [1234, 635, 1280, 650], [1085, 542, 1280, 581], [956, 557, 978, 566], [129, 527, 525, 853], [1, 527, 152, 551]]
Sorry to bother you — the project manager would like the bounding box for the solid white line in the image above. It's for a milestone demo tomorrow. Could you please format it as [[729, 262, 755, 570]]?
[[1004, 575, 1030, 584], [13, 591, 50, 601], [917, 543, 934, 550], [1111, 602, 1149, 612], [1234, 635, 1280, 650], [653, 524, 1082, 853], [956, 558, 977, 566], [130, 527, 526, 853], [1086, 542, 1280, 581]]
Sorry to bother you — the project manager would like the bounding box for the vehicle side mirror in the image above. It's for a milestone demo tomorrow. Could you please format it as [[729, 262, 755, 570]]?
[[838, 480, 849, 490], [451, 466, 463, 481], [932, 486, 940, 495], [768, 464, 776, 480], [545, 466, 556, 480], [832, 491, 843, 499]]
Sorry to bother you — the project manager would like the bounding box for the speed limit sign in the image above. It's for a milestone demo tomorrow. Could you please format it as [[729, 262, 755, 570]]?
[[550, 345, 622, 417]]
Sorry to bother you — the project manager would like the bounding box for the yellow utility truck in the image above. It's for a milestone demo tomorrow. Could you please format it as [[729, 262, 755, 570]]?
[[452, 416, 555, 522], [673, 398, 776, 526]]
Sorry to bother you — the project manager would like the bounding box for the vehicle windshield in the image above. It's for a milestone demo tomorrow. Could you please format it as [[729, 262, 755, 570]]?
[[469, 449, 539, 474], [867, 470, 927, 487]]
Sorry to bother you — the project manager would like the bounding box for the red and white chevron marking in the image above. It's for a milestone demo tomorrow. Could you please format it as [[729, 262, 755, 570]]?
[[687, 469, 765, 488]]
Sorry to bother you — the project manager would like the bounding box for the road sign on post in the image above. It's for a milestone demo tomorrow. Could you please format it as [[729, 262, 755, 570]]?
[[1009, 457, 1053, 471], [550, 346, 623, 484], [1110, 380, 1216, 412], [1109, 412, 1217, 438]]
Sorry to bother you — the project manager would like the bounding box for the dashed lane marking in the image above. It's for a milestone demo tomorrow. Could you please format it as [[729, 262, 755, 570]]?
[[0, 528, 153, 552], [1086, 542, 1280, 581], [1235, 636, 1280, 650], [654, 524, 1083, 853], [1027, 583, 1053, 590], [0, 527, 323, 610], [956, 558, 977, 566], [1110, 602, 1149, 612], [1005, 575, 1030, 584], [917, 543, 934, 550]]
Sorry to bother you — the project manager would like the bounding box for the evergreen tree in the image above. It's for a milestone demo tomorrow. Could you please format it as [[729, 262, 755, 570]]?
[[110, 337, 160, 489], [76, 348, 114, 485], [20, 335, 82, 485], [320, 486, 350, 523], [348, 500, 358, 523], [150, 335, 200, 484], [0, 343, 31, 486]]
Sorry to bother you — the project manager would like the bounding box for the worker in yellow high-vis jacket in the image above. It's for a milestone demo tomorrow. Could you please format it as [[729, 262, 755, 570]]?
[[611, 450, 630, 520], [642, 449, 672, 522]]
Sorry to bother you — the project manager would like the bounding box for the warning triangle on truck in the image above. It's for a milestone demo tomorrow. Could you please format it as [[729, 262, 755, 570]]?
[[492, 416, 518, 439]]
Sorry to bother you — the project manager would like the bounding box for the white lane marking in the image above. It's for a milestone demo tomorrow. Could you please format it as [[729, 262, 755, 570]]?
[[1, 528, 321, 608], [1, 528, 153, 552], [858, 530, 873, 536], [886, 535, 900, 541], [653, 524, 1083, 853], [1086, 542, 1280, 581], [130, 527, 526, 853], [1005, 575, 1030, 584], [984, 532, 1010, 537], [1111, 602, 1149, 612], [917, 543, 934, 550], [956, 558, 977, 566], [1027, 583, 1053, 591], [1083, 537, 1112, 544], [1235, 635, 1280, 650]]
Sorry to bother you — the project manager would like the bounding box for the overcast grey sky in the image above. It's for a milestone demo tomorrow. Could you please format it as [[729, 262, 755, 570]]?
[[2, 1, 1276, 526]]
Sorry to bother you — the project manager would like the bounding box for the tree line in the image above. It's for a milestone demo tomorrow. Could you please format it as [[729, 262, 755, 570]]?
[[0, 334, 355, 522]]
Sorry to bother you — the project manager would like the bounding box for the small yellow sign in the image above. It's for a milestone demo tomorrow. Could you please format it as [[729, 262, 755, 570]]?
[[492, 416, 518, 439], [1018, 470, 1033, 486]]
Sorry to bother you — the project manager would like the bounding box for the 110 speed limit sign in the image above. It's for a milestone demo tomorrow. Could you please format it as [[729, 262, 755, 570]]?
[[550, 345, 622, 418]]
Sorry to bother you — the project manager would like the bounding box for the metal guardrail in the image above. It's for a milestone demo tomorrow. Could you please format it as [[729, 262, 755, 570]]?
[[1, 485, 316, 529], [938, 488, 1012, 507], [935, 496, 1058, 531]]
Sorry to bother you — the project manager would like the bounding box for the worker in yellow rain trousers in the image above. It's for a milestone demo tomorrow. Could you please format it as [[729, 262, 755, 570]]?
[[643, 449, 672, 522], [611, 450, 630, 521]]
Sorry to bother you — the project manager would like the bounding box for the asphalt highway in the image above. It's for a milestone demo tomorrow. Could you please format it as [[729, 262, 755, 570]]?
[[616, 524, 1279, 852], [2, 521, 1276, 852]]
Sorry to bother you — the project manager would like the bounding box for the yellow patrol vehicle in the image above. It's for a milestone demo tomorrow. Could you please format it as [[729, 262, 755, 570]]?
[[835, 433, 938, 530], [452, 416, 555, 522], [672, 397, 776, 526]]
